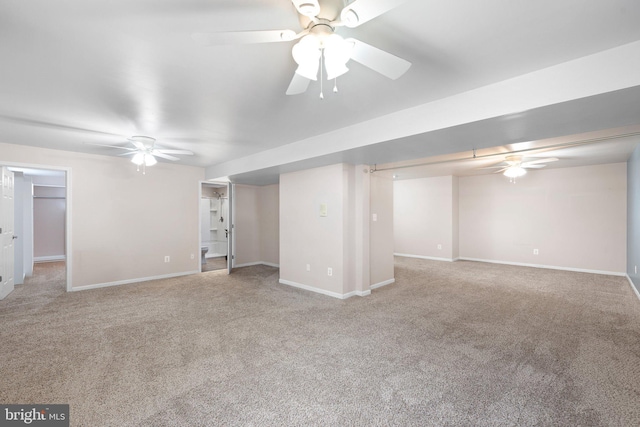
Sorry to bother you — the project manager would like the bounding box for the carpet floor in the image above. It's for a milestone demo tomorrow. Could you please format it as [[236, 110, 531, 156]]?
[[1, 258, 639, 426]]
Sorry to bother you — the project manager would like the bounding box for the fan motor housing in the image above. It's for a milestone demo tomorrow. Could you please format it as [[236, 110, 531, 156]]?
[[297, 0, 346, 28]]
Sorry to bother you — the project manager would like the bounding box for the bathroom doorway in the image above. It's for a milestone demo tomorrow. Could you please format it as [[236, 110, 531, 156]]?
[[200, 182, 230, 272]]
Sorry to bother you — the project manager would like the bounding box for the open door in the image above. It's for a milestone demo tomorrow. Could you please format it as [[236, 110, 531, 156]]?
[[1, 167, 15, 299], [227, 181, 234, 274]]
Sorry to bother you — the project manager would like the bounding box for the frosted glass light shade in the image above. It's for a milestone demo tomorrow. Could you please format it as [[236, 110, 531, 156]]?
[[323, 34, 353, 80], [503, 166, 526, 178], [292, 35, 321, 80], [131, 152, 157, 167], [131, 152, 145, 165], [144, 154, 157, 166]]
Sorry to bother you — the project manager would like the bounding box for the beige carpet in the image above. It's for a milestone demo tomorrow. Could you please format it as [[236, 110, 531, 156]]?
[[1, 258, 639, 426]]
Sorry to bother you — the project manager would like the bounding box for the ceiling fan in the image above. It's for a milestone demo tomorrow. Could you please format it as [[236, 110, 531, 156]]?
[[86, 136, 194, 174], [483, 155, 559, 182], [192, 0, 412, 96]]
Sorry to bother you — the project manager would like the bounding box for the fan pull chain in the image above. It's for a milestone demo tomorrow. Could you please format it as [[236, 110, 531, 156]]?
[[333, 78, 338, 93], [319, 51, 324, 100]]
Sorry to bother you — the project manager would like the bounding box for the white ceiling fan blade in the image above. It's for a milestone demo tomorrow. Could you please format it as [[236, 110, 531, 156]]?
[[521, 158, 559, 167], [128, 140, 146, 151], [84, 142, 136, 151], [478, 166, 506, 170], [151, 151, 180, 161], [192, 29, 299, 46], [493, 167, 509, 174], [347, 38, 411, 80], [156, 149, 194, 155], [523, 164, 546, 169], [340, 0, 408, 28], [117, 152, 137, 157], [286, 72, 311, 95]]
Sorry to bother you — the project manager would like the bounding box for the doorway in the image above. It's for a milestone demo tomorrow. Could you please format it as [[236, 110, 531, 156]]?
[[200, 182, 230, 272], [0, 164, 70, 299]]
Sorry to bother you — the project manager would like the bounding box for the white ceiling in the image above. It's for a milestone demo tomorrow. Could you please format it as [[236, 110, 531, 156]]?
[[1, 0, 640, 183]]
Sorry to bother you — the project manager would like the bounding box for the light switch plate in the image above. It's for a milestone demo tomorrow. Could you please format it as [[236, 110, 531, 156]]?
[[320, 203, 328, 217]]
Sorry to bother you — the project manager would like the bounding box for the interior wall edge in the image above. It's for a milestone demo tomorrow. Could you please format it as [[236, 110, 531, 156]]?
[[278, 278, 363, 300], [626, 275, 640, 301]]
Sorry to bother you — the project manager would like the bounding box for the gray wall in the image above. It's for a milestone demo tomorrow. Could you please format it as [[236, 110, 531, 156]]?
[[628, 144, 640, 294]]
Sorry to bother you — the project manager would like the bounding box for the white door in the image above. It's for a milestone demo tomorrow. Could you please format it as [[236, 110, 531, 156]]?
[[1, 167, 15, 299]]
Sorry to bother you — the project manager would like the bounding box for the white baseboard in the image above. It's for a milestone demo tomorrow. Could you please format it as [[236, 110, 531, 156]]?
[[371, 278, 395, 290], [394, 253, 457, 262], [344, 289, 371, 298], [34, 255, 66, 263], [459, 257, 626, 277], [71, 270, 199, 292], [235, 261, 279, 268], [626, 275, 640, 301], [278, 279, 366, 299]]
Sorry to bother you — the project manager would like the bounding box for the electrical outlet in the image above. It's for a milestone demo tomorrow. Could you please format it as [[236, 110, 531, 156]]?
[[372, 213, 378, 222], [533, 249, 539, 255], [190, 254, 195, 260], [327, 267, 333, 276], [306, 264, 310, 272], [164, 256, 170, 263], [437, 244, 442, 250]]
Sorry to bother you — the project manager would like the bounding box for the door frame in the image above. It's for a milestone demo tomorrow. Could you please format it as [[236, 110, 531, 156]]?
[[0, 161, 72, 291], [198, 180, 235, 274], [1, 167, 15, 299]]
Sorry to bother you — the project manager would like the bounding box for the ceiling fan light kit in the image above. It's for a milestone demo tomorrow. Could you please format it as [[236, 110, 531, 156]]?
[[292, 30, 353, 84], [503, 165, 527, 183]]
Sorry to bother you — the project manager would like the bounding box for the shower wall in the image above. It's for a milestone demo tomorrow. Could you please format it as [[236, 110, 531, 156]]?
[[201, 188, 228, 258]]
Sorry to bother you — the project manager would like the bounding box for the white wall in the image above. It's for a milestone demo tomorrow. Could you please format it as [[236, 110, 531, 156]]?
[[234, 184, 279, 267], [394, 175, 458, 260], [33, 185, 65, 261], [0, 142, 204, 289], [459, 163, 626, 273], [370, 173, 394, 287], [280, 164, 346, 295], [394, 163, 626, 274], [628, 144, 640, 295], [259, 184, 279, 266], [280, 164, 388, 298], [235, 185, 261, 266]]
